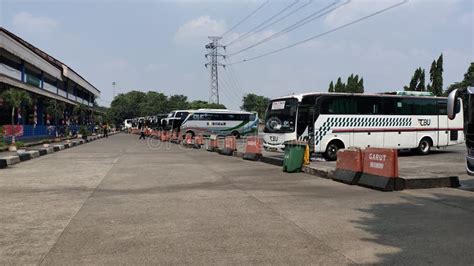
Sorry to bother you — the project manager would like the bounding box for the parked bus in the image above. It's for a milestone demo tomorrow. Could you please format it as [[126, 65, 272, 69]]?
[[263, 92, 464, 160], [448, 86, 473, 175], [161, 110, 193, 131], [180, 109, 258, 138], [123, 119, 133, 130]]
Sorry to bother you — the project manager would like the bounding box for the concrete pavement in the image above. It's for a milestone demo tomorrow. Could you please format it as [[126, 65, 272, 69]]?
[[1, 134, 473, 264]]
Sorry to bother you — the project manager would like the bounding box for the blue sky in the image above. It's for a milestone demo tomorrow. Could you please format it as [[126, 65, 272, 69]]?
[[1, 0, 472, 110]]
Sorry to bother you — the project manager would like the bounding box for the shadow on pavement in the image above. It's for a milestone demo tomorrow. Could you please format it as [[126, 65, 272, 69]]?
[[352, 193, 474, 264]]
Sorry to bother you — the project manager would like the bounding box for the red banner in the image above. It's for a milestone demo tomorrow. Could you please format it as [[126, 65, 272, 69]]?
[[2, 125, 24, 137]]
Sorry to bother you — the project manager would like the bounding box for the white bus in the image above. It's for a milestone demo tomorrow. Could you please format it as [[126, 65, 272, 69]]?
[[123, 119, 133, 130], [180, 109, 258, 138], [161, 110, 193, 131], [263, 92, 464, 160]]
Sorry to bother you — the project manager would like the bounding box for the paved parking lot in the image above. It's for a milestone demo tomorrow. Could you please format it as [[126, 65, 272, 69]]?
[[1, 133, 473, 264]]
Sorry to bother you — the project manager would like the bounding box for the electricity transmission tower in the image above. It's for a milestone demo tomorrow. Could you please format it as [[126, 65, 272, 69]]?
[[205, 36, 225, 104]]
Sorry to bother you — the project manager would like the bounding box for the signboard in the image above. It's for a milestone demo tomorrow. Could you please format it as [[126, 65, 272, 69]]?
[[2, 125, 24, 137], [271, 101, 286, 110]]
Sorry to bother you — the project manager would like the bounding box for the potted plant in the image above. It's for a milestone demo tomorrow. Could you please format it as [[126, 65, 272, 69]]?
[[1, 88, 32, 152], [79, 125, 89, 140]]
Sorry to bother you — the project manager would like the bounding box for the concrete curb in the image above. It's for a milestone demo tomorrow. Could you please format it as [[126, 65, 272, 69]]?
[[0, 156, 20, 167], [403, 176, 460, 189], [18, 153, 31, 162], [0, 133, 119, 169]]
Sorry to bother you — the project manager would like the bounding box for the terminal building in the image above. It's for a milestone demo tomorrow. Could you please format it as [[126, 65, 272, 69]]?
[[0, 27, 101, 141]]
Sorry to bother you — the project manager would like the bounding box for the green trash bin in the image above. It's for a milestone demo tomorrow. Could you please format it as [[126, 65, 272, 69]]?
[[283, 141, 307, 173]]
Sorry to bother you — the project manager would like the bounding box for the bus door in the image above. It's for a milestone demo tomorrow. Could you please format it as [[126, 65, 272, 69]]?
[[437, 99, 449, 147], [296, 104, 309, 141], [298, 95, 319, 151]]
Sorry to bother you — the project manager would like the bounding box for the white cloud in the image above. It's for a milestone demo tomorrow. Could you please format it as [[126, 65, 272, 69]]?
[[12, 11, 59, 34], [174, 16, 227, 44]]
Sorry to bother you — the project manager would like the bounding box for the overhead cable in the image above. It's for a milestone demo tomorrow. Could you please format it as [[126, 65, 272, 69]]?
[[221, 0, 270, 37], [225, 0, 301, 46], [226, 0, 347, 57], [226, 0, 409, 66]]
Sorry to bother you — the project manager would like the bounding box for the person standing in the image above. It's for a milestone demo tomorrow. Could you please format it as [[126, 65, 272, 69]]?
[[103, 123, 109, 138], [138, 121, 146, 140]]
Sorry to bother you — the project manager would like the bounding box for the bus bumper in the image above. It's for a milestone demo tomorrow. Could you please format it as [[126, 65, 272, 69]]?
[[263, 142, 285, 152]]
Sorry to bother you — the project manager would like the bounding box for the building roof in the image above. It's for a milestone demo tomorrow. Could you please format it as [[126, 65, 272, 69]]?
[[0, 27, 100, 94]]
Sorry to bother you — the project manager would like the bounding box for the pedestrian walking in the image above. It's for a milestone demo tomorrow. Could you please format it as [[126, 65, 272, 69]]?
[[103, 123, 108, 138], [139, 122, 146, 140]]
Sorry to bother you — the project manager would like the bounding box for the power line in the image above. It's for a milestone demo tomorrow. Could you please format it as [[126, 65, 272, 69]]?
[[226, 0, 347, 58], [225, 0, 301, 47], [226, 0, 315, 47], [221, 0, 270, 37], [226, 0, 409, 66]]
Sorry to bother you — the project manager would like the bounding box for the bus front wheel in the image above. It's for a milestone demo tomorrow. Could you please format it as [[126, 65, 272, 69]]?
[[323, 140, 344, 161], [416, 138, 432, 155]]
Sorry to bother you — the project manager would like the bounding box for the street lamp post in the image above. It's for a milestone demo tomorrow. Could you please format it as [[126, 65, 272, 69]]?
[[112, 81, 116, 99]]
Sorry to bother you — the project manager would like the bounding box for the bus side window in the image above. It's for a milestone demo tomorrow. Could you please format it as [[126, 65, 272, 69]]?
[[395, 98, 414, 115], [320, 96, 354, 114], [382, 98, 396, 115], [355, 97, 381, 114], [437, 99, 447, 115]]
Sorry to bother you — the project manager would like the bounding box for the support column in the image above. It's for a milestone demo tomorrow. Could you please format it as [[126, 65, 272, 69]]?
[[20, 61, 25, 82], [64, 79, 69, 99], [37, 98, 44, 126], [40, 71, 44, 89]]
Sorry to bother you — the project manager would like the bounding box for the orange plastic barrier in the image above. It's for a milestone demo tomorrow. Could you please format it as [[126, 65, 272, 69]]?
[[184, 133, 193, 146], [207, 135, 218, 152], [161, 131, 169, 142], [219, 136, 237, 156], [170, 131, 178, 143], [243, 136, 262, 161], [357, 148, 404, 191], [333, 148, 363, 185], [193, 134, 204, 149]]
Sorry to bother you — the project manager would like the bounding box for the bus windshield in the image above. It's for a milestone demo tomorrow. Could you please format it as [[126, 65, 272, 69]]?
[[264, 98, 298, 133]]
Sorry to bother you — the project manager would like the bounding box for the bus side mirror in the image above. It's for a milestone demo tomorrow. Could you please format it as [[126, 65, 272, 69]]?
[[447, 89, 459, 120]]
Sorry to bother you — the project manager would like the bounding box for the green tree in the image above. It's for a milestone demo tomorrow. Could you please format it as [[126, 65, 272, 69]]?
[[1, 88, 32, 144], [357, 77, 364, 93], [417, 69, 426, 91], [428, 54, 444, 96], [346, 74, 355, 92], [72, 104, 87, 125], [108, 90, 146, 125], [334, 77, 345, 92], [45, 99, 66, 127], [405, 67, 426, 91], [167, 94, 189, 111], [189, 100, 226, 109], [328, 81, 334, 92], [444, 62, 474, 96], [139, 91, 168, 115], [241, 93, 269, 119]]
